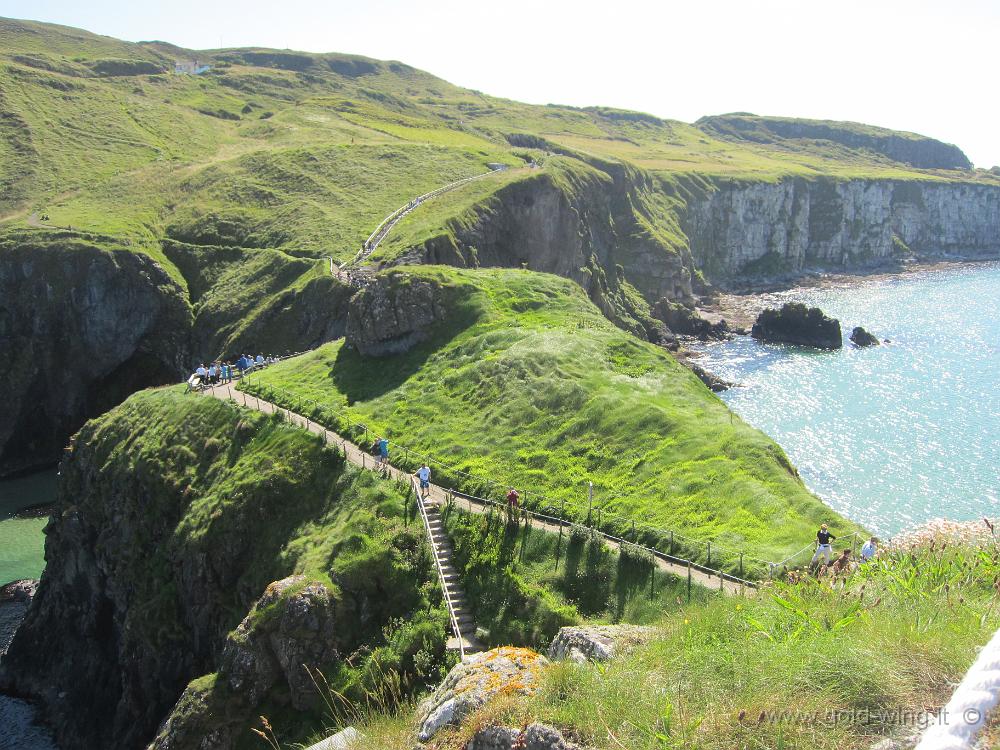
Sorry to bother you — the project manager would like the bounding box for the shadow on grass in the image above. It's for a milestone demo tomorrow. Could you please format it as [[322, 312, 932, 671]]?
[[328, 297, 483, 403]]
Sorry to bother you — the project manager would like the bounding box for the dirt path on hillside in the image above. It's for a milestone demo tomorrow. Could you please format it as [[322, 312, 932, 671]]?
[[201, 383, 750, 595]]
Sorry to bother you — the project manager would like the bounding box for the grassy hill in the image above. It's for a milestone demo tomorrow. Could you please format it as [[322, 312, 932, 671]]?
[[240, 266, 864, 567], [3, 15, 996, 250], [365, 536, 1000, 750], [2, 15, 997, 348]]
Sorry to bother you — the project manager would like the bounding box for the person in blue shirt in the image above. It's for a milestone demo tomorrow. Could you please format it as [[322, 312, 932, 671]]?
[[415, 463, 431, 498], [860, 537, 878, 562], [378, 437, 389, 467]]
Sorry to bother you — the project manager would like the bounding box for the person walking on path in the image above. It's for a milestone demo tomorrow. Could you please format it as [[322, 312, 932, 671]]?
[[415, 463, 431, 499], [505, 487, 520, 523], [506, 487, 520, 510], [378, 436, 389, 468], [860, 536, 878, 562], [810, 523, 836, 570]]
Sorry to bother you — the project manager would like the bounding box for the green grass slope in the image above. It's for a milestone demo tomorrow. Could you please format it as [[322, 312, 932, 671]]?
[[367, 539, 1000, 750], [241, 266, 863, 567], [2, 16, 997, 361], [1, 386, 454, 749]]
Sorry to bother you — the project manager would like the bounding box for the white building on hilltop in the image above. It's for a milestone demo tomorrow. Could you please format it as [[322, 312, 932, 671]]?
[[173, 60, 211, 75]]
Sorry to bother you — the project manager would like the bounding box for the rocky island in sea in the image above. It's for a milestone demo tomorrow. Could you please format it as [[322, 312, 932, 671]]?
[[0, 13, 999, 750]]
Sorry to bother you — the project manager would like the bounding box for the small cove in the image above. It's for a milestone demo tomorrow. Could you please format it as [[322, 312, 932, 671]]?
[[694, 261, 1000, 537]]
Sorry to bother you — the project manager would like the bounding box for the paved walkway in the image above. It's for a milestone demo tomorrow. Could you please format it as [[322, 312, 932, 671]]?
[[202, 383, 748, 595]]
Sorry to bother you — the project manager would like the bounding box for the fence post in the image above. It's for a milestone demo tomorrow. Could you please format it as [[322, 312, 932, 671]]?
[[687, 562, 692, 603], [631, 520, 636, 540], [670, 531, 674, 555], [707, 541, 712, 568], [739, 553, 744, 580], [587, 482, 593, 525]]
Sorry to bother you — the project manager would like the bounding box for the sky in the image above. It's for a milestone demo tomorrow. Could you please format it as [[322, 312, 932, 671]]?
[[3, 0, 998, 166]]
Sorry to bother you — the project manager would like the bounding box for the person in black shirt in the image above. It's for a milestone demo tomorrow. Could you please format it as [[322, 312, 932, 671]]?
[[810, 523, 836, 569]]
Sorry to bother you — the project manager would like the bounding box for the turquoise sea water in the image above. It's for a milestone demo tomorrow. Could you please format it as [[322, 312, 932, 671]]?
[[0, 470, 58, 750], [0, 471, 55, 587], [695, 261, 1000, 537]]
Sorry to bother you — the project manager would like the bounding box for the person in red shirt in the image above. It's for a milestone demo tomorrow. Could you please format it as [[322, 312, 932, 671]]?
[[506, 487, 520, 510]]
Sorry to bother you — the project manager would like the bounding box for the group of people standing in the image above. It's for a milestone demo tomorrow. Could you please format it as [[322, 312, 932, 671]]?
[[188, 354, 276, 389], [809, 522, 879, 575]]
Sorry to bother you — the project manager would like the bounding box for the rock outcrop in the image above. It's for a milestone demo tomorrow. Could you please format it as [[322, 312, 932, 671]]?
[[652, 299, 728, 340], [850, 326, 880, 347], [683, 179, 1000, 281], [467, 723, 582, 750], [0, 234, 190, 476], [751, 303, 842, 349], [547, 624, 656, 663], [416, 647, 549, 742], [221, 576, 340, 710], [345, 272, 454, 356], [0, 580, 38, 658]]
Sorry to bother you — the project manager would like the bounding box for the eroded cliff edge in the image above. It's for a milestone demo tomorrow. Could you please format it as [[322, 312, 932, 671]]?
[[0, 234, 190, 476], [685, 178, 1000, 281], [0, 389, 450, 750]]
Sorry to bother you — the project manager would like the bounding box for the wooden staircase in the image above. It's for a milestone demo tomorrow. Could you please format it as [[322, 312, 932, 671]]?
[[417, 493, 483, 660]]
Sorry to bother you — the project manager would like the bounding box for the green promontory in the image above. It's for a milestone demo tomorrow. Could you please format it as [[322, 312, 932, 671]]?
[[242, 266, 863, 567], [0, 388, 453, 750]]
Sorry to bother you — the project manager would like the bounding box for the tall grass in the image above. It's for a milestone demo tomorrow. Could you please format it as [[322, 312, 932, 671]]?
[[380, 541, 1000, 750]]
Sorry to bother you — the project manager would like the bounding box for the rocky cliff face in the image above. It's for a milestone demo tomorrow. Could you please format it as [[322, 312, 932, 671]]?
[[0, 390, 443, 750], [684, 178, 1000, 280], [697, 114, 973, 170], [345, 272, 454, 356], [394, 159, 697, 309], [0, 235, 358, 476], [0, 234, 190, 476]]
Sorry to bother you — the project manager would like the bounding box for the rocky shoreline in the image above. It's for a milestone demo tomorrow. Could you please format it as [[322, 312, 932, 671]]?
[[696, 255, 1000, 332]]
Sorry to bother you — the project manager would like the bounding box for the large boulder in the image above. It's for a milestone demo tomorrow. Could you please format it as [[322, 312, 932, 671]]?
[[344, 273, 451, 356], [220, 575, 340, 710], [468, 723, 582, 750], [303, 726, 360, 750], [416, 647, 549, 742], [751, 302, 842, 349], [547, 624, 656, 664], [850, 326, 880, 347]]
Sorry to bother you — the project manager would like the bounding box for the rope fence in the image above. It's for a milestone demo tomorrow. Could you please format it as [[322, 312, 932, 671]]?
[[235, 371, 855, 581]]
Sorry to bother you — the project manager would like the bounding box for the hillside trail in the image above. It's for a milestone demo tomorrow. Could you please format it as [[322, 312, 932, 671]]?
[[341, 165, 511, 270], [201, 383, 749, 595]]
